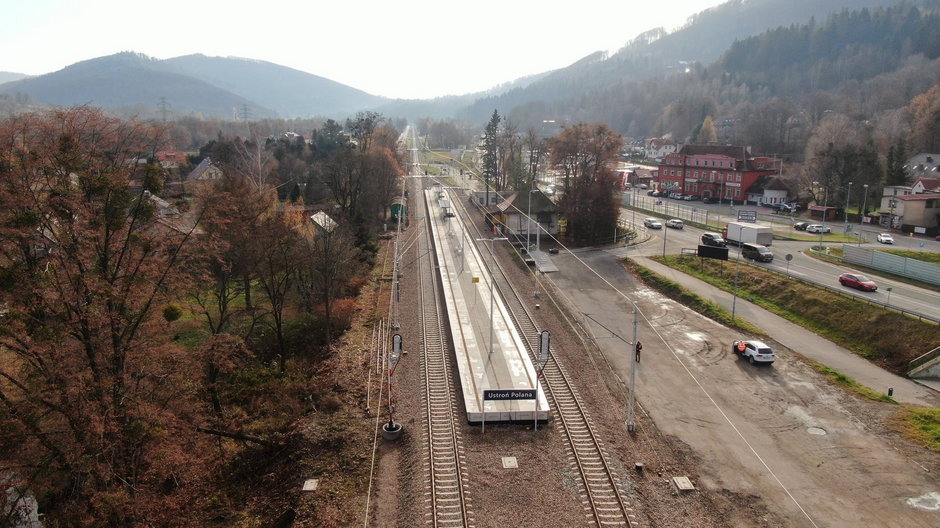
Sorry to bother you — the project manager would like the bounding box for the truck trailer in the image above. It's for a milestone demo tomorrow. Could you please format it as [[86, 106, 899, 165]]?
[[723, 221, 773, 246]]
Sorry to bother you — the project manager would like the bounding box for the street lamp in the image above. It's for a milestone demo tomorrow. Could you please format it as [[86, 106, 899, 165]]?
[[860, 184, 869, 225], [632, 186, 638, 233], [476, 237, 508, 358], [845, 181, 853, 229], [527, 189, 536, 250]]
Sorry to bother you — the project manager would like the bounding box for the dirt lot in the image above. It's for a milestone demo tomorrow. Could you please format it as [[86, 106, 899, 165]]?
[[546, 246, 940, 527]]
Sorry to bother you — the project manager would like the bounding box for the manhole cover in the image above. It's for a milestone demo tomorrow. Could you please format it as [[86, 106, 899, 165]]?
[[807, 427, 827, 435], [502, 456, 518, 469]]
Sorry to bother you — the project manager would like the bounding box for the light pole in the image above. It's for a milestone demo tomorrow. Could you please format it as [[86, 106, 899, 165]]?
[[845, 181, 853, 230], [527, 189, 534, 250], [476, 237, 508, 358], [662, 219, 668, 257], [632, 186, 638, 233], [860, 184, 869, 225]]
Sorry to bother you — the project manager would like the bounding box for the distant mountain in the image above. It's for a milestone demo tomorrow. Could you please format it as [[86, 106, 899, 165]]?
[[0, 53, 275, 119], [0, 72, 29, 84], [0, 52, 386, 120], [0, 0, 927, 125], [458, 0, 918, 124], [373, 70, 551, 120], [156, 54, 386, 118]]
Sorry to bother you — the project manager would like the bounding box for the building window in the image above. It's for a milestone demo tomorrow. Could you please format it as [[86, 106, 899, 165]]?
[[734, 188, 741, 197]]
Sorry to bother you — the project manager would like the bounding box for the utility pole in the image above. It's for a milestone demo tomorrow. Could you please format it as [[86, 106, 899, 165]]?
[[626, 303, 638, 432], [157, 97, 170, 122]]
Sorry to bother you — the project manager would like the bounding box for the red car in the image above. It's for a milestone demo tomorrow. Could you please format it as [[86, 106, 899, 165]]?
[[839, 273, 878, 292]]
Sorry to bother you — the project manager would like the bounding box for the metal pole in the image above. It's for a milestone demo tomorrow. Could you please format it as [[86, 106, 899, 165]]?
[[489, 240, 495, 359], [845, 182, 853, 228], [732, 244, 741, 320], [861, 184, 869, 225], [527, 191, 532, 249], [632, 187, 637, 231], [626, 303, 638, 432], [662, 219, 668, 257]]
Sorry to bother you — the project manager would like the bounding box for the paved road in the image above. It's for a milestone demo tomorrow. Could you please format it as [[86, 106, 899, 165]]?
[[623, 204, 940, 321], [544, 241, 940, 527]]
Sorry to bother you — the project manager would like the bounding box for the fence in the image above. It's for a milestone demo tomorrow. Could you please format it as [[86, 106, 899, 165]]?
[[842, 245, 940, 286]]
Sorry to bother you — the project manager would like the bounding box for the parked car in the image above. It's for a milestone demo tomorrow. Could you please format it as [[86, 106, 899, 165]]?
[[682, 194, 694, 201], [806, 224, 831, 233], [741, 243, 774, 262], [773, 203, 793, 213], [732, 340, 775, 365], [701, 232, 727, 247], [839, 272, 878, 292], [665, 219, 684, 229], [793, 221, 810, 231], [703, 196, 719, 204], [647, 189, 657, 196], [876, 233, 895, 244], [643, 218, 662, 229]]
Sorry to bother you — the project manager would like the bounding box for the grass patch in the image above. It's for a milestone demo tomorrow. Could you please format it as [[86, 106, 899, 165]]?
[[892, 407, 940, 452], [652, 255, 940, 375], [627, 261, 764, 336], [809, 361, 896, 403]]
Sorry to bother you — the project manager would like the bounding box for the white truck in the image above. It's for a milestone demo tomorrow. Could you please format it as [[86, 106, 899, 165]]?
[[723, 221, 773, 246]]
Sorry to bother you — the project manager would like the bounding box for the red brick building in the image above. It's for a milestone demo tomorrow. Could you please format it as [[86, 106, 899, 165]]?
[[657, 145, 778, 202]]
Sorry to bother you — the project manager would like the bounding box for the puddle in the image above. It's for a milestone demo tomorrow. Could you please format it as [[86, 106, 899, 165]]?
[[806, 427, 827, 436], [906, 491, 940, 511]]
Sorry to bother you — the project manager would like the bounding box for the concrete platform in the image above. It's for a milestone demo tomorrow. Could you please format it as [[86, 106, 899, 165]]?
[[426, 188, 551, 424]]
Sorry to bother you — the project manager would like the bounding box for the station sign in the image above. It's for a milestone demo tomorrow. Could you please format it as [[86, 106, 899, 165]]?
[[483, 389, 537, 400]]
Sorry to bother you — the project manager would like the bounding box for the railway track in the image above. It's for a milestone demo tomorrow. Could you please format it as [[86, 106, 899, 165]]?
[[415, 178, 474, 528], [451, 189, 637, 527]]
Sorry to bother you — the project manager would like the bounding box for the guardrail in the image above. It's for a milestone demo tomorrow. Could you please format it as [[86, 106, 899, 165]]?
[[909, 345, 940, 373]]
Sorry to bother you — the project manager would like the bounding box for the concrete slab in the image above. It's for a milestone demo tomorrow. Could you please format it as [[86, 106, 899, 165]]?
[[427, 189, 551, 424]]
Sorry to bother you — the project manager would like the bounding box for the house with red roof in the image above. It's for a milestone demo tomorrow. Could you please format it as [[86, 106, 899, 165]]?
[[656, 144, 778, 203]]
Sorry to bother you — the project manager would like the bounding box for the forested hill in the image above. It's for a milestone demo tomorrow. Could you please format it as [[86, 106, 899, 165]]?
[[458, 0, 929, 127], [715, 5, 940, 96], [0, 52, 387, 120]]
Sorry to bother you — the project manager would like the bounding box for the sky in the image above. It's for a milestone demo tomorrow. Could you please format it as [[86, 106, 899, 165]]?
[[1, 0, 724, 100]]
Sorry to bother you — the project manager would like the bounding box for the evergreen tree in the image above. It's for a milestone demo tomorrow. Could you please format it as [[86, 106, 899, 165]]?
[[885, 139, 909, 186], [482, 110, 501, 205]]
